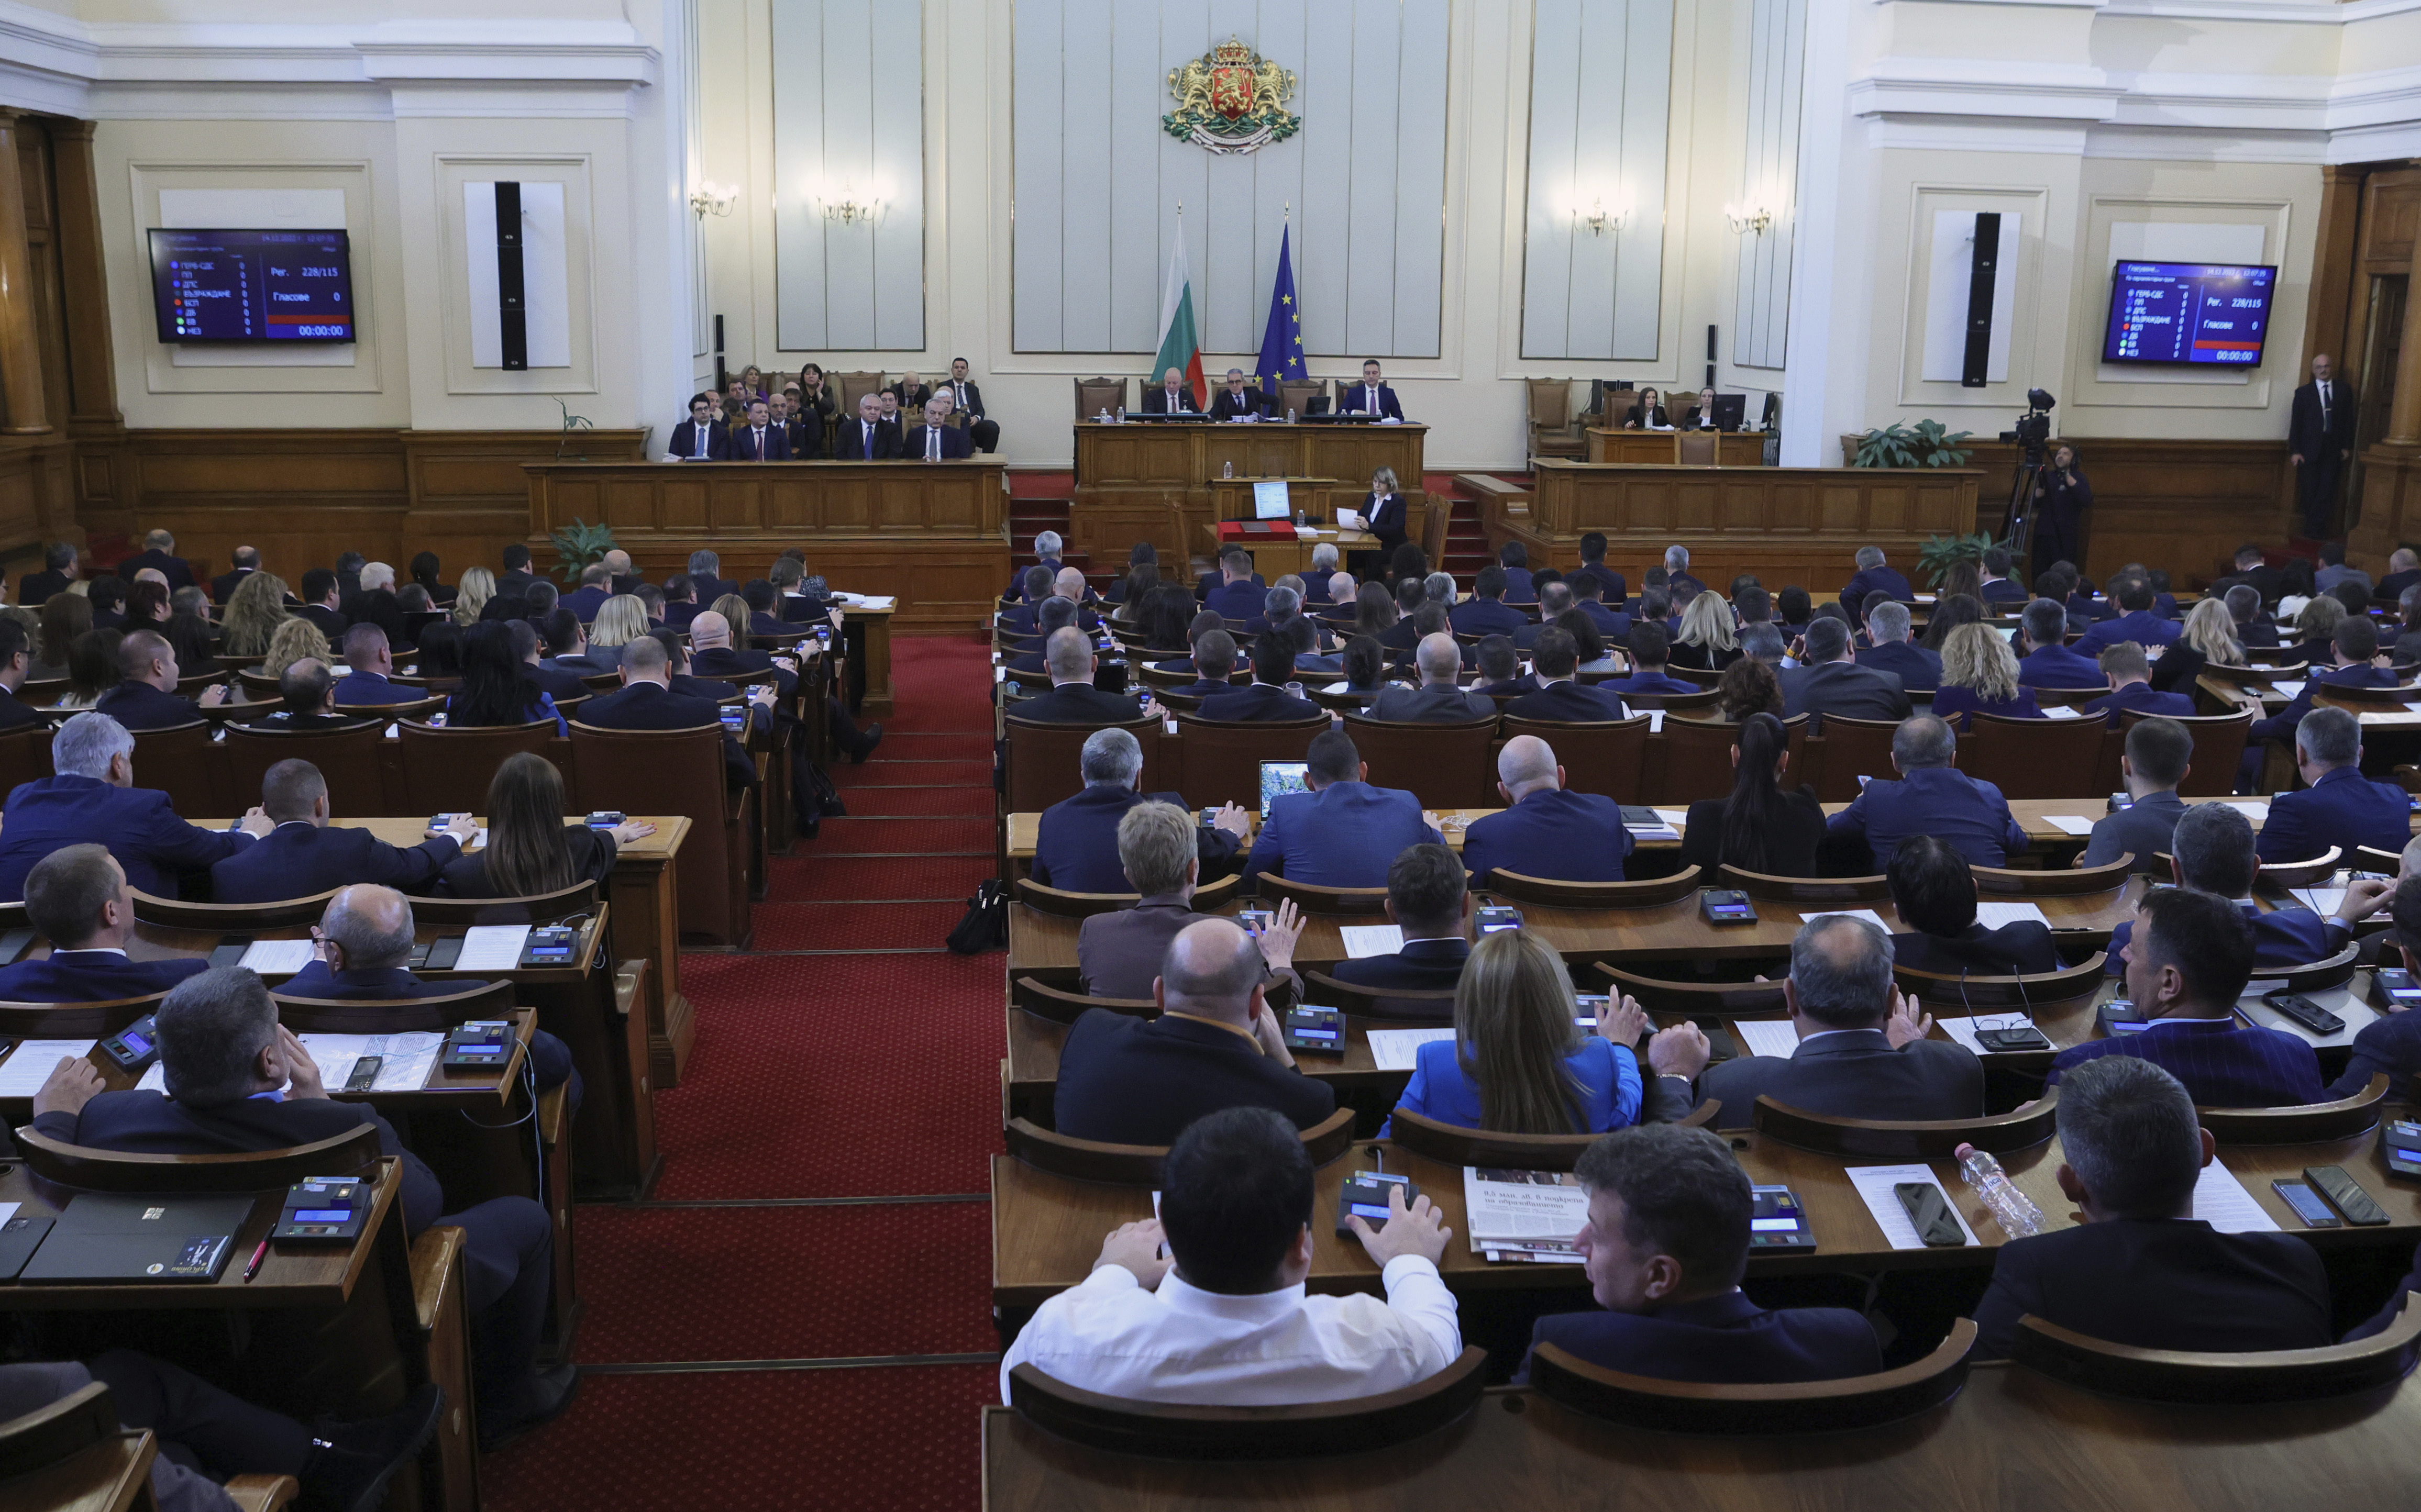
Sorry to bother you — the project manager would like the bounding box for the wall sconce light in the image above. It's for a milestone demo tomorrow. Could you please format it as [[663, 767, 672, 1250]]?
[[688, 181, 739, 219], [1572, 197, 1627, 237], [819, 182, 883, 225], [1724, 201, 1776, 236]]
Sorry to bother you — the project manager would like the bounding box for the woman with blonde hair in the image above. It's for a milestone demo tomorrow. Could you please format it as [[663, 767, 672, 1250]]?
[[451, 565, 496, 628], [1668, 589, 1741, 672], [588, 594, 650, 653], [2178, 595, 2244, 666], [218, 571, 290, 660], [1385, 929, 1646, 1135], [261, 618, 330, 680], [1929, 620, 2041, 729]]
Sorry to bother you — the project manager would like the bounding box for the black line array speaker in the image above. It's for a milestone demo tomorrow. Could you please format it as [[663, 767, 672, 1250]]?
[[493, 182, 527, 371], [1961, 213, 2000, 388]]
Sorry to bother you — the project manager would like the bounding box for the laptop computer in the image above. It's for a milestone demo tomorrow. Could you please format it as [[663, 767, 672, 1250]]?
[[1258, 760, 1311, 815], [18, 1193, 255, 1284]]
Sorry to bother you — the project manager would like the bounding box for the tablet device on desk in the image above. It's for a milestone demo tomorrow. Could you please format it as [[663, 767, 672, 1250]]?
[[1258, 761, 1310, 814], [19, 1194, 254, 1283]]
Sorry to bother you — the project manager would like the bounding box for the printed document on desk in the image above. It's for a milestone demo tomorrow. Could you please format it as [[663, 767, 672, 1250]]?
[[238, 939, 316, 974], [2192, 1163, 2281, 1233], [0, 1040, 97, 1097], [1974, 902, 2051, 928], [296, 1032, 445, 1093], [1730, 1019, 1802, 1060], [1846, 1165, 1981, 1250], [1464, 1169, 1588, 1263], [457, 925, 531, 972], [1338, 925, 1404, 959], [1366, 1027, 1455, 1071]]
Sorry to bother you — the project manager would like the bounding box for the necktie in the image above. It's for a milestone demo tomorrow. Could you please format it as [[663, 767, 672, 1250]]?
[[2321, 383, 2331, 428], [927, 428, 938, 460], [754, 427, 765, 456], [693, 425, 704, 459]]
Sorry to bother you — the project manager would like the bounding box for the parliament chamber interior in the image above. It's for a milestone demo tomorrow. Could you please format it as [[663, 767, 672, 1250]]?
[[7, 1, 2421, 1509]]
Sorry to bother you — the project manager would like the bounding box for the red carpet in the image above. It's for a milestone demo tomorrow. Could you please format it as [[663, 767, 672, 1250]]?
[[486, 635, 1005, 1509]]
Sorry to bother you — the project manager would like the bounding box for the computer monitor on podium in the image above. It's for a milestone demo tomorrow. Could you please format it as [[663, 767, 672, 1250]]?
[[1712, 393, 1748, 432], [1253, 480, 1290, 521]]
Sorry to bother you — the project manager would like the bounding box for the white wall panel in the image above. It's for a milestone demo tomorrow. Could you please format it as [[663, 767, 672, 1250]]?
[[1731, 0, 1803, 370], [1520, 0, 1674, 362], [1011, 0, 1449, 358], [772, 0, 925, 352]]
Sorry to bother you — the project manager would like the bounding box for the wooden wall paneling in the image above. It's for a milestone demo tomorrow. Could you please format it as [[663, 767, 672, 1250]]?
[[45, 119, 116, 428], [2359, 171, 2420, 275], [2308, 165, 2368, 380], [0, 111, 50, 437], [401, 431, 649, 583]]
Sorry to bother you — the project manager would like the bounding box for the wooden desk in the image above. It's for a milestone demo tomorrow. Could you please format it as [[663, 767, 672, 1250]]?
[[522, 460, 1007, 635], [842, 602, 896, 717], [1194, 521, 1381, 582], [1071, 422, 1428, 573], [985, 1359, 2421, 1510], [1586, 428, 1767, 466]]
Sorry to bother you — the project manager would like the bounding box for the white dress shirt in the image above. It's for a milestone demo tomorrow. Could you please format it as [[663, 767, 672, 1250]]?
[[999, 1255, 1460, 1406]]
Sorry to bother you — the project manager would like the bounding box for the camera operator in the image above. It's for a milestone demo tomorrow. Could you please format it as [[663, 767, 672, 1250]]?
[[2031, 443, 2090, 570]]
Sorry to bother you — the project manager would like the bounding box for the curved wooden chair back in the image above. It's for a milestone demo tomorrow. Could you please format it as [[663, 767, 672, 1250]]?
[[1804, 714, 1899, 802], [396, 719, 561, 814], [2198, 1074, 2388, 1145], [2314, 681, 2421, 709], [2008, 1300, 2421, 1404], [2256, 847, 2343, 887], [1257, 875, 1392, 916], [272, 980, 517, 1032], [408, 879, 599, 927], [1614, 687, 1723, 715], [1959, 712, 2112, 801], [1751, 1089, 2061, 1159], [2027, 685, 2109, 708], [1594, 964, 1789, 1019], [1971, 854, 2136, 896], [1528, 1319, 1977, 1433], [1500, 715, 1651, 805], [130, 887, 337, 931], [1716, 864, 1890, 903], [1340, 712, 1498, 809], [128, 721, 222, 816], [2352, 845, 2405, 874], [1387, 1108, 1601, 1172], [1004, 716, 1160, 814], [1174, 712, 1329, 809], [0, 724, 54, 792], [1657, 714, 1810, 805], [1005, 1347, 1489, 1460], [1003, 1107, 1355, 1185], [0, 1378, 130, 1484], [1892, 954, 2109, 1009], [12, 1121, 383, 1192], [567, 721, 742, 944], [2119, 707, 2253, 796], [222, 720, 394, 815], [1485, 866, 1702, 909], [0, 992, 173, 1042], [1302, 970, 1457, 1023], [2252, 943, 2360, 994], [173, 671, 226, 699], [1009, 977, 1156, 1027], [1014, 874, 1241, 919]]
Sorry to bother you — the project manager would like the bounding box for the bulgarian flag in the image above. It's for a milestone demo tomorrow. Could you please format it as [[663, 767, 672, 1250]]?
[[1152, 231, 1206, 407]]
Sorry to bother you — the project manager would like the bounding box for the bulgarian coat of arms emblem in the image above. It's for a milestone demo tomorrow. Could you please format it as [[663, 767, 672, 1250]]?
[[1163, 37, 1301, 155]]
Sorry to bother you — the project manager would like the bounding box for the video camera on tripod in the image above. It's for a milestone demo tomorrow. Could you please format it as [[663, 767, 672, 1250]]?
[[1999, 387, 2056, 465], [1999, 388, 2057, 551]]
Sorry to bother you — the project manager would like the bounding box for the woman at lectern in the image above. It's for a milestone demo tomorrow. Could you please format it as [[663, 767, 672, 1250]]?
[[1622, 385, 1669, 430], [1359, 467, 1410, 558], [2030, 444, 2091, 572]]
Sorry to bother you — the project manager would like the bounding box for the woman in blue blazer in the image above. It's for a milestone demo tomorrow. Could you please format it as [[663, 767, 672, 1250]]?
[[1383, 930, 1645, 1135]]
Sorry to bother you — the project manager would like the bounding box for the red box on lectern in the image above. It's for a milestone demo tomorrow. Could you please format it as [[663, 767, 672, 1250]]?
[[1218, 521, 1298, 542]]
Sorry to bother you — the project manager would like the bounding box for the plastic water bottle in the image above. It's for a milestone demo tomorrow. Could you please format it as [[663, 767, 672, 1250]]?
[[1287, 408, 1296, 424], [1956, 1144, 2042, 1238], [1223, 460, 1233, 479]]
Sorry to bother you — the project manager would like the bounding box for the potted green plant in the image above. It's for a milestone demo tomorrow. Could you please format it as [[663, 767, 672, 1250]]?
[[1852, 419, 1974, 469], [1915, 530, 2013, 587], [548, 517, 616, 583]]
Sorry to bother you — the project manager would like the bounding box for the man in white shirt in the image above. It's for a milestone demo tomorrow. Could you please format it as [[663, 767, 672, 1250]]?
[[1000, 1105, 1458, 1405]]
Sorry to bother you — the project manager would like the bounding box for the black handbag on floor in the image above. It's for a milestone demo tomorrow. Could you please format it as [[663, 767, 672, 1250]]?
[[947, 879, 1008, 954]]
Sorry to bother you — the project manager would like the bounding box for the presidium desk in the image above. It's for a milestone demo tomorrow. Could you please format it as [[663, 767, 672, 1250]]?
[[1069, 420, 1428, 573]]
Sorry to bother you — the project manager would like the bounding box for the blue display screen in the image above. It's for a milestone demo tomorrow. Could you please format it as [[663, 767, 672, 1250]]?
[[149, 229, 356, 342], [2102, 262, 2276, 366], [291, 1208, 352, 1224]]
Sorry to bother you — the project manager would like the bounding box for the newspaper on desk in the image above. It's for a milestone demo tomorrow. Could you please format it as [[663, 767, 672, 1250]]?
[[1464, 1167, 1590, 1264], [295, 1032, 445, 1094]]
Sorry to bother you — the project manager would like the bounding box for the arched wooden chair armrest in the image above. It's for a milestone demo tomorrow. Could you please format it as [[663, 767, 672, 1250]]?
[[0, 993, 173, 1041], [1526, 1319, 1976, 1433], [1014, 879, 1137, 918], [1676, 1099, 1721, 1128], [273, 980, 518, 1032], [1893, 954, 2108, 1007], [1485, 866, 1702, 909], [1303, 971, 1457, 1023], [1387, 1108, 1599, 1172], [407, 879, 600, 927], [221, 1473, 302, 1510], [2197, 1075, 2389, 1145], [1257, 875, 1394, 915], [1971, 855, 2136, 895], [10, 1123, 384, 1192], [2352, 846, 2405, 875], [2254, 943, 2360, 994], [2007, 1300, 2421, 1404], [1004, 1108, 1354, 1185], [1591, 964, 1788, 1019], [1715, 865, 1890, 903], [130, 887, 338, 930], [1751, 1091, 2060, 1159], [1010, 976, 1155, 1027], [2258, 847, 2345, 888], [1190, 873, 1243, 911], [0, 1377, 119, 1477], [1006, 1347, 1489, 1460]]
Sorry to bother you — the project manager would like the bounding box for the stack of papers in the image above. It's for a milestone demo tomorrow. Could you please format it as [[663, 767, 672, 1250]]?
[[2043, 815, 2096, 836], [237, 939, 316, 974], [1337, 925, 1404, 960], [1365, 1026, 1455, 1071], [1464, 1167, 1589, 1264], [2192, 1162, 2280, 1233], [1936, 1016, 2040, 1054], [0, 1040, 97, 1096], [1730, 1019, 1801, 1059], [296, 1031, 445, 1093], [1974, 901, 2051, 928], [2267, 681, 2306, 701], [457, 925, 531, 971]]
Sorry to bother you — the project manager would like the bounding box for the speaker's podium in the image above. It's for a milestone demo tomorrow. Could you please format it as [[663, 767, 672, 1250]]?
[[1199, 476, 1375, 579]]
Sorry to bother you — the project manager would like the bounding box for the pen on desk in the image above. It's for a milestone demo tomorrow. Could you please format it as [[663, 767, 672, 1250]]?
[[243, 1239, 268, 1281]]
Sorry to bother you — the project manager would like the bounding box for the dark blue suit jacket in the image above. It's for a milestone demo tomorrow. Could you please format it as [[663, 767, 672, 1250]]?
[[2107, 902, 2336, 976], [1243, 782, 1441, 888], [560, 585, 613, 621], [2081, 680, 2196, 727], [1030, 785, 1240, 894], [1694, 1028, 1985, 1129], [278, 962, 571, 1092], [1979, 577, 2028, 604], [2075, 610, 2183, 657], [2015, 643, 2106, 689], [2327, 1008, 2421, 1102], [332, 671, 409, 706], [1500, 566, 1536, 603], [1970, 1218, 2330, 1359], [1841, 566, 1915, 607], [1597, 671, 1689, 699], [94, 682, 206, 732], [2080, 790, 2185, 871], [0, 776, 255, 902], [1826, 766, 2026, 866], [1461, 790, 1632, 885], [576, 682, 756, 790], [1197, 684, 1322, 722], [1856, 641, 1941, 691], [2050, 1016, 2324, 1107], [209, 821, 461, 904], [2248, 663, 2396, 747], [1202, 580, 1266, 621], [1504, 681, 1629, 721], [1449, 599, 1527, 638], [0, 950, 207, 1003], [1336, 383, 1403, 420], [1053, 1009, 1337, 1146], [1363, 493, 1408, 548], [730, 424, 790, 461], [1328, 937, 1471, 994], [900, 424, 973, 460], [1527, 1291, 1882, 1385], [2257, 765, 2413, 864], [669, 419, 728, 460]]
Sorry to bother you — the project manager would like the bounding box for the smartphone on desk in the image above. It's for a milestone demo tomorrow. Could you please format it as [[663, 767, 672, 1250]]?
[[2272, 1180, 2342, 1229]]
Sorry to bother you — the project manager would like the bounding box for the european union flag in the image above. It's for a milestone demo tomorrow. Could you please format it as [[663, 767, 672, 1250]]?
[[1255, 225, 1303, 402]]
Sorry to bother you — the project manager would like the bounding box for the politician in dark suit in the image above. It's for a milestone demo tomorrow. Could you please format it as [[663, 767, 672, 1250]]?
[[1072, 801, 1298, 1001], [1200, 549, 1268, 621], [1004, 628, 1151, 726], [1198, 637, 1322, 723], [901, 395, 975, 461], [2080, 716, 2194, 873], [1505, 629, 1630, 722], [2013, 599, 2105, 690], [0, 620, 42, 730], [1826, 715, 2026, 868], [729, 402, 789, 461], [1368, 634, 1495, 722], [1524, 1125, 1883, 1384], [667, 394, 729, 461], [210, 760, 469, 904], [1140, 369, 1202, 415], [19, 542, 76, 605], [831, 394, 902, 460], [1030, 729, 1245, 894], [1242, 729, 1442, 890], [2073, 576, 2182, 657], [2052, 886, 2323, 1106], [1855, 601, 1941, 690], [0, 713, 269, 901], [1779, 617, 1912, 726], [1358, 471, 1411, 558], [2241, 616, 2396, 755], [1052, 917, 1336, 1144], [26, 966, 571, 1446], [1679, 914, 1984, 1129], [1884, 836, 2058, 976], [1840, 549, 1914, 609], [1447, 567, 1527, 637], [1208, 368, 1268, 420], [1336, 361, 1405, 420], [2256, 706, 2413, 864], [96, 629, 231, 730], [2289, 354, 2358, 540], [210, 548, 261, 607], [1461, 735, 1633, 886], [0, 844, 212, 1002], [572, 633, 766, 792], [1971, 1054, 2331, 1358], [1325, 844, 1474, 998], [115, 532, 196, 592]]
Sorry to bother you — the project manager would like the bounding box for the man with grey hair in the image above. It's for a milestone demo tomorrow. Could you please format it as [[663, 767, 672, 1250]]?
[[2102, 798, 2367, 973], [358, 560, 396, 594], [1460, 733, 1633, 886], [684, 548, 734, 604], [1210, 365, 1267, 421], [1325, 569, 1357, 612], [1422, 571, 1457, 611], [1004, 532, 1066, 602], [0, 711, 267, 900], [2257, 703, 2413, 862], [1856, 598, 1941, 692], [1010, 626, 1154, 723], [1969, 1056, 2330, 1359], [1079, 802, 1303, 1000], [31, 965, 572, 1449], [1053, 917, 1336, 1143], [1826, 714, 2025, 868], [1033, 726, 1246, 893], [209, 758, 471, 903], [116, 527, 195, 591], [1841, 545, 1913, 607], [1739, 622, 1787, 668], [1662, 544, 1704, 595], [1779, 614, 1911, 724], [1371, 633, 1493, 722], [1684, 915, 1983, 1129], [1304, 543, 1342, 602]]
